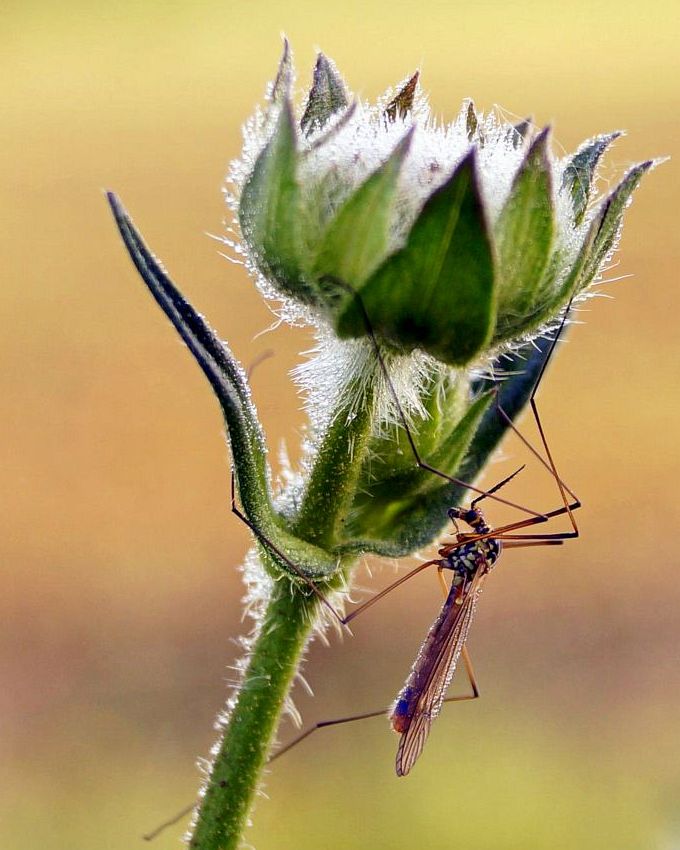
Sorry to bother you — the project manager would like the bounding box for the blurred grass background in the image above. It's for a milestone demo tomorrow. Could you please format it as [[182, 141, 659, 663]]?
[[2, 1, 680, 848]]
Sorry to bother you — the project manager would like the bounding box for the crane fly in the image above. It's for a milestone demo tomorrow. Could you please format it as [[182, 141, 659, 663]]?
[[143, 292, 580, 838], [262, 294, 581, 780], [390, 476, 574, 776]]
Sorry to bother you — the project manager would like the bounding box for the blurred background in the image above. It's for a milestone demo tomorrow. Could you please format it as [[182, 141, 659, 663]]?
[[2, 1, 680, 848]]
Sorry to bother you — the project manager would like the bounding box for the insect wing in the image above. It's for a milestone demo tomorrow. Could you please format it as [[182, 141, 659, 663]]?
[[395, 578, 483, 776]]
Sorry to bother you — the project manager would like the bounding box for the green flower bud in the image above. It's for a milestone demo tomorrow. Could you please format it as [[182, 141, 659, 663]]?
[[228, 43, 659, 367]]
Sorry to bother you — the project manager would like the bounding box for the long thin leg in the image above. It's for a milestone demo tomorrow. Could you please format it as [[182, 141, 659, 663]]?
[[501, 539, 564, 548], [142, 646, 480, 842], [474, 299, 580, 536], [493, 389, 579, 535], [270, 649, 480, 765], [460, 645, 480, 698], [343, 559, 440, 625], [143, 805, 196, 841]]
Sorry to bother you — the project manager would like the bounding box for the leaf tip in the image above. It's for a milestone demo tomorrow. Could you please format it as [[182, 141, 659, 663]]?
[[385, 70, 420, 122]]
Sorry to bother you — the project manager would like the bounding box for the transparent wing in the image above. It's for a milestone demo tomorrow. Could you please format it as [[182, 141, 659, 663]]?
[[395, 573, 484, 776]]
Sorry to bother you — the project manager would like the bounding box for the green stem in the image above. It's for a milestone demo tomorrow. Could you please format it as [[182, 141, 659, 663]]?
[[189, 383, 375, 850], [293, 382, 376, 549], [187, 564, 320, 850]]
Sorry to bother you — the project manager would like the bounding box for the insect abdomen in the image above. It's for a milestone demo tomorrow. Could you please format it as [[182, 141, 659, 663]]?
[[391, 689, 414, 733]]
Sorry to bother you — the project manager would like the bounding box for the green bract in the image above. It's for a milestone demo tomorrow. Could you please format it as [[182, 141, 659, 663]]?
[[231, 44, 656, 367]]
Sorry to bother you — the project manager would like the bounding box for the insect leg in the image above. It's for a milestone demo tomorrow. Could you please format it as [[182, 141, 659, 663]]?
[[144, 641, 481, 841], [273, 649, 481, 767], [343, 559, 441, 625], [441, 499, 581, 551], [487, 300, 581, 535]]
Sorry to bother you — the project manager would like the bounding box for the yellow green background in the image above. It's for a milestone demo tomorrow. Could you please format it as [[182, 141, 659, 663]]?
[[3, 1, 680, 848]]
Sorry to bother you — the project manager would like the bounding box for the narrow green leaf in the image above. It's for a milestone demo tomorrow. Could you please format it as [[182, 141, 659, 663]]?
[[108, 192, 270, 524], [336, 150, 496, 367], [578, 160, 654, 287], [107, 193, 338, 580], [313, 129, 413, 291], [239, 102, 318, 305], [384, 71, 419, 122], [496, 127, 555, 316], [561, 131, 621, 225], [300, 53, 349, 137]]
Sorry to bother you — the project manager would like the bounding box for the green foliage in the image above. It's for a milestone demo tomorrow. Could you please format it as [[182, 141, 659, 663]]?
[[336, 151, 496, 366], [313, 129, 412, 290], [561, 131, 621, 225], [495, 129, 554, 336]]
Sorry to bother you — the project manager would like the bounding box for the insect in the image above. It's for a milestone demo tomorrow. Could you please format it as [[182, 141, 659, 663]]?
[[265, 290, 580, 777], [144, 295, 580, 839]]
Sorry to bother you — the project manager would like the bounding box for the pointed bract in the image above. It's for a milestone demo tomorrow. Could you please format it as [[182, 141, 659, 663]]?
[[269, 38, 293, 105], [562, 131, 622, 225], [385, 71, 420, 122], [336, 151, 496, 366], [107, 192, 272, 528], [512, 117, 533, 147], [313, 128, 413, 293], [466, 100, 478, 141], [300, 53, 349, 136], [495, 127, 554, 336]]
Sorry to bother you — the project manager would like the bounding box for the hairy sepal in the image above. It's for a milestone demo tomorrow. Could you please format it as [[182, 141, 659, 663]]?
[[577, 160, 655, 288], [561, 131, 621, 225], [300, 52, 349, 137], [313, 129, 413, 299], [335, 150, 496, 367], [239, 101, 319, 306], [494, 128, 555, 341]]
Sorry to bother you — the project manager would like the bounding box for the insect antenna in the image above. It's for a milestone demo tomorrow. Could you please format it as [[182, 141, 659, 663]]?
[[470, 464, 525, 508]]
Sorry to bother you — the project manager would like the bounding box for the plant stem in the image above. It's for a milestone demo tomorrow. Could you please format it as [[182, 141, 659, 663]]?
[[187, 568, 320, 850], [292, 382, 376, 549], [189, 385, 375, 849]]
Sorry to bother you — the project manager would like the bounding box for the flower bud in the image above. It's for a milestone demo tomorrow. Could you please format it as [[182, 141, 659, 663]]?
[[229, 42, 658, 366]]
